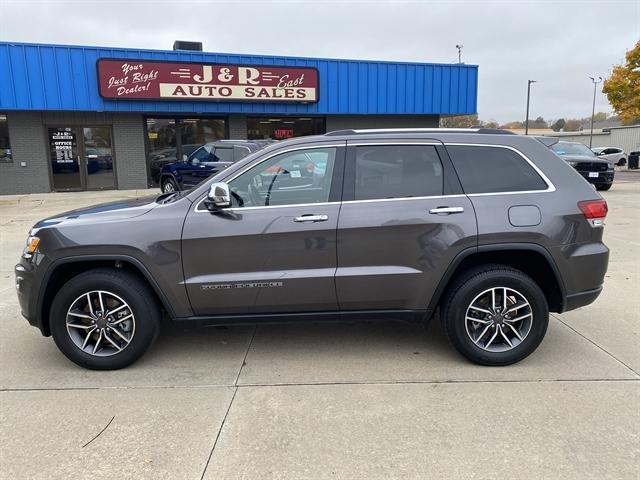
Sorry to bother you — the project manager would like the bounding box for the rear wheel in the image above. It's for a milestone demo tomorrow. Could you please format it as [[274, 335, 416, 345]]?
[[617, 158, 626, 167], [596, 183, 612, 191], [441, 265, 548, 366], [161, 177, 178, 193], [50, 269, 160, 370]]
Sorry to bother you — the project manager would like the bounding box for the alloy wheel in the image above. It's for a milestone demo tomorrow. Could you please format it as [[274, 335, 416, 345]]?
[[162, 181, 175, 193], [464, 287, 533, 353], [65, 290, 136, 356]]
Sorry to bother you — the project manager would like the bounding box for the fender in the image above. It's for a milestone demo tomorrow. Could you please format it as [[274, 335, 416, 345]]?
[[426, 242, 567, 312], [37, 254, 177, 331]]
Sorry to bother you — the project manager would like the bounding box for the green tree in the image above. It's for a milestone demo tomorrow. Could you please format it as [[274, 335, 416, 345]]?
[[603, 41, 640, 124], [551, 118, 566, 131]]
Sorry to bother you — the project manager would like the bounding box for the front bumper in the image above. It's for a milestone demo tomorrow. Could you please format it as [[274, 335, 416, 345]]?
[[577, 170, 614, 185], [15, 257, 47, 335]]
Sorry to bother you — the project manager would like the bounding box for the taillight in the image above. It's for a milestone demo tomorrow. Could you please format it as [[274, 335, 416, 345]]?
[[578, 199, 607, 227]]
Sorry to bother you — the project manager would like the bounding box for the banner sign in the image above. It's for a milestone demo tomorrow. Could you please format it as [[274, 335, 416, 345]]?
[[97, 59, 318, 103]]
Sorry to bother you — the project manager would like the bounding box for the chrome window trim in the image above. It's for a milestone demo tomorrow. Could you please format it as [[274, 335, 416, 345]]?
[[443, 143, 556, 195], [194, 143, 344, 213], [194, 141, 556, 212]]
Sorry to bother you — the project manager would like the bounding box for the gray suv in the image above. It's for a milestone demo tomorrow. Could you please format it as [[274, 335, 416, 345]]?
[[15, 129, 609, 370]]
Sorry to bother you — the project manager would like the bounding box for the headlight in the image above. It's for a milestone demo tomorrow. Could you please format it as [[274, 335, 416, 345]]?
[[24, 236, 40, 255], [566, 160, 578, 167]]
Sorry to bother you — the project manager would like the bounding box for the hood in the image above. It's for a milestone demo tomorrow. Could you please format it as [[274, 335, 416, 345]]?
[[33, 195, 159, 229], [558, 154, 610, 163]]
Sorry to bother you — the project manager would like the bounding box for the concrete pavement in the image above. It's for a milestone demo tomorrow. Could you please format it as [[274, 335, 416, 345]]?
[[1, 184, 638, 479]]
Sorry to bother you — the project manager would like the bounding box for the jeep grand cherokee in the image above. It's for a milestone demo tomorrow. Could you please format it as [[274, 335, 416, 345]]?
[[15, 129, 609, 370]]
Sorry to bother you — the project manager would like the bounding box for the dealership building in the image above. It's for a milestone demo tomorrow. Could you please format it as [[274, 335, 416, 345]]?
[[0, 41, 478, 194]]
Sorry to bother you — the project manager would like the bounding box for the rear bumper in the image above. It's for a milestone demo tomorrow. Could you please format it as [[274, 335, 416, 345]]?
[[564, 286, 603, 311]]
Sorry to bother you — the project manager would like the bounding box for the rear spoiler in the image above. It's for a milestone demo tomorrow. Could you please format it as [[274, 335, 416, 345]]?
[[534, 136, 559, 147]]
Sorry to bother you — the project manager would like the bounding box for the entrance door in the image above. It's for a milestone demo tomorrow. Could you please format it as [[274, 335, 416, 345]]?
[[48, 126, 116, 191]]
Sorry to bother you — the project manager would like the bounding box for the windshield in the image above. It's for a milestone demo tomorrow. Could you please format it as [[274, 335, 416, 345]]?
[[551, 142, 596, 157]]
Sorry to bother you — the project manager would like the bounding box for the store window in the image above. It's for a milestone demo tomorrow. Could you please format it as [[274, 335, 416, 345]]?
[[145, 117, 226, 186], [0, 114, 12, 163], [247, 117, 325, 140]]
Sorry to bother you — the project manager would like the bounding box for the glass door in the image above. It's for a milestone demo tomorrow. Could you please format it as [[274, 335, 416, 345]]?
[[48, 126, 116, 191], [49, 127, 81, 191], [83, 127, 115, 190]]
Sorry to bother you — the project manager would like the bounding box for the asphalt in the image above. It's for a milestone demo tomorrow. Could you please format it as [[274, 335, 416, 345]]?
[[0, 181, 638, 479]]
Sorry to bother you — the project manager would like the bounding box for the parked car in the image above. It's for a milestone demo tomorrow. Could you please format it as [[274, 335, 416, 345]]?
[[592, 147, 627, 166], [148, 144, 202, 184], [159, 140, 271, 193], [15, 128, 609, 370], [550, 141, 615, 190]]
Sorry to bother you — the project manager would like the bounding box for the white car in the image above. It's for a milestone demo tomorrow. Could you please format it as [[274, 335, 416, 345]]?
[[592, 147, 627, 166]]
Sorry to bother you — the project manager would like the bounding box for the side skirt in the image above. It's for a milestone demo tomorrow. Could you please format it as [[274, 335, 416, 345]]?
[[171, 309, 431, 329]]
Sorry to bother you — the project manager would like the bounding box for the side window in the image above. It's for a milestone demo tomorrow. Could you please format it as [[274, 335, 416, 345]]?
[[354, 145, 443, 200], [190, 146, 212, 164], [213, 147, 233, 163], [447, 145, 547, 194], [229, 147, 336, 207]]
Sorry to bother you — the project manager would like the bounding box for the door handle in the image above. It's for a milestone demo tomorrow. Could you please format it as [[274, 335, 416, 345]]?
[[429, 206, 465, 215], [294, 214, 329, 223]]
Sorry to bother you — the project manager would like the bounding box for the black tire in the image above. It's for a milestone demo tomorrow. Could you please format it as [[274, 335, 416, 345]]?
[[50, 269, 160, 370], [441, 265, 549, 366], [161, 177, 178, 193], [596, 183, 612, 191], [617, 158, 626, 167]]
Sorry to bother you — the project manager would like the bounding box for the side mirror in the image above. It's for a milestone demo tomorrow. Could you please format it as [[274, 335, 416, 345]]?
[[204, 182, 231, 210]]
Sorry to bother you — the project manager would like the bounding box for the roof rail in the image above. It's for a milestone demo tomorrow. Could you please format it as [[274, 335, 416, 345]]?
[[324, 128, 515, 136]]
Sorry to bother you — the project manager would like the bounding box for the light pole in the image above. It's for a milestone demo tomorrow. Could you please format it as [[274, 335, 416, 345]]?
[[525, 80, 537, 135], [588, 76, 603, 148], [456, 44, 463, 64]]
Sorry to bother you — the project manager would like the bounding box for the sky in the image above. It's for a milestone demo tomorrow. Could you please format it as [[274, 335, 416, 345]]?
[[1, 0, 638, 123]]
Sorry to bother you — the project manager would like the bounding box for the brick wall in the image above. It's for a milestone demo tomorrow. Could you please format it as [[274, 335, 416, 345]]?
[[0, 112, 49, 195], [229, 115, 247, 139], [112, 115, 148, 189]]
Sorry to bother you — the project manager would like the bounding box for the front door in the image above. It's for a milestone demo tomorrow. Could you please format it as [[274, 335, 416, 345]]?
[[181, 144, 344, 316], [48, 126, 116, 191], [336, 140, 478, 311]]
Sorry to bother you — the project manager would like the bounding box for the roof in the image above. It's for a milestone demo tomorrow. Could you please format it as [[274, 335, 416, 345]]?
[[0, 41, 478, 116]]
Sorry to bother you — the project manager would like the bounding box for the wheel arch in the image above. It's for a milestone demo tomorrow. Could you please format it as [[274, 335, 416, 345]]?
[[38, 255, 175, 336], [428, 243, 566, 315]]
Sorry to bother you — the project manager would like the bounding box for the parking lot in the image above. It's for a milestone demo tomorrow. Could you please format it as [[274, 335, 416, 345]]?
[[1, 177, 638, 479]]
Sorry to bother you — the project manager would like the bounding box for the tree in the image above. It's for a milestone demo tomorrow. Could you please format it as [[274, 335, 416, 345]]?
[[603, 40, 640, 124], [499, 121, 525, 129], [593, 112, 608, 123], [551, 118, 566, 131], [484, 121, 499, 129], [531, 116, 548, 128], [440, 114, 480, 128], [563, 119, 582, 132]]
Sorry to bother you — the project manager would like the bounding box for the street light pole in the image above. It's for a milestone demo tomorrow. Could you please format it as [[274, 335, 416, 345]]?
[[525, 80, 536, 135], [588, 76, 603, 148], [456, 44, 463, 64]]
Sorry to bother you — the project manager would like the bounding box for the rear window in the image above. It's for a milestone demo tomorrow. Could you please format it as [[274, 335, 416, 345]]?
[[447, 145, 548, 194]]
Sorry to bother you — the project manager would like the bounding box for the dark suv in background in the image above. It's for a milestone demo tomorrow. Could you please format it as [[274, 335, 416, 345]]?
[[550, 140, 615, 190], [159, 140, 271, 193], [15, 128, 609, 370]]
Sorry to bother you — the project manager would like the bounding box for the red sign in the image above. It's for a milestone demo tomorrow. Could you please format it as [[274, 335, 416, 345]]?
[[274, 128, 295, 139], [97, 59, 318, 103]]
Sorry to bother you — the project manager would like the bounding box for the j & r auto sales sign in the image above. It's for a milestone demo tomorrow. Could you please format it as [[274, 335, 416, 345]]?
[[97, 59, 319, 103]]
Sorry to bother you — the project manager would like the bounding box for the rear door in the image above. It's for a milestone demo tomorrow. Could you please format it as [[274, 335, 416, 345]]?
[[336, 139, 477, 311]]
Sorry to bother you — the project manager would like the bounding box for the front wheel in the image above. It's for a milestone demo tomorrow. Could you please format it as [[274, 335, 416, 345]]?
[[50, 269, 160, 370], [441, 265, 549, 366], [161, 177, 178, 193]]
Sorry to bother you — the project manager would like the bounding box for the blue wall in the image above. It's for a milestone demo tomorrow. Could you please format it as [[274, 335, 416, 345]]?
[[0, 42, 478, 116]]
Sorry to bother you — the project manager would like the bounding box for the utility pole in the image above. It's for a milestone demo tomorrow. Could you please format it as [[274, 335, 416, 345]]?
[[525, 80, 536, 135], [455, 44, 463, 64], [588, 76, 603, 148]]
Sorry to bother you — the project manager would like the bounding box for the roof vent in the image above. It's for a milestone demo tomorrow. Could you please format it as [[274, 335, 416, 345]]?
[[173, 40, 203, 51]]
